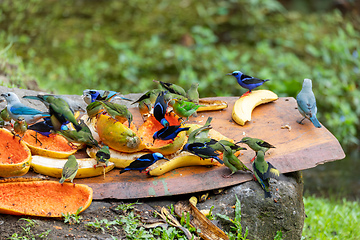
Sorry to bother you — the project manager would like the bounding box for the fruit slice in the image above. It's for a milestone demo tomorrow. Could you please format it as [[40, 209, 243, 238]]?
[[0, 128, 31, 177], [96, 114, 146, 153], [232, 90, 278, 126], [22, 130, 77, 158], [147, 152, 218, 176], [138, 114, 187, 155], [87, 147, 148, 168], [31, 155, 115, 178], [197, 99, 228, 112], [0, 181, 92, 217]]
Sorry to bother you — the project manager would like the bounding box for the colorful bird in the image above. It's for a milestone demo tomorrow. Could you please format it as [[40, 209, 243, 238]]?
[[187, 117, 212, 144], [59, 155, 79, 186], [186, 83, 200, 104], [23, 94, 83, 113], [1, 92, 50, 124], [24, 95, 82, 132], [83, 89, 131, 105], [138, 98, 152, 120], [252, 150, 280, 198], [12, 116, 28, 141], [226, 71, 269, 96], [95, 145, 111, 167], [182, 142, 224, 164], [153, 91, 169, 127], [119, 152, 168, 174], [153, 125, 190, 142], [210, 140, 247, 153], [238, 137, 275, 153], [58, 120, 99, 148], [86, 101, 105, 119], [1, 107, 12, 123], [169, 98, 201, 121], [296, 78, 321, 128], [154, 80, 187, 97], [131, 89, 162, 105], [218, 142, 251, 178], [99, 101, 133, 128]]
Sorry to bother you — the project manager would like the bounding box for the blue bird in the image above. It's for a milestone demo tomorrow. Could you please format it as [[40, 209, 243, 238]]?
[[27, 117, 55, 137], [119, 152, 168, 174], [83, 89, 131, 105], [153, 125, 190, 142], [296, 79, 321, 128], [226, 71, 269, 96], [1, 92, 50, 125], [182, 142, 224, 164], [153, 91, 169, 127]]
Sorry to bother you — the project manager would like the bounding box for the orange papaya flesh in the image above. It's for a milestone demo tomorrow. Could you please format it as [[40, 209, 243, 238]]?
[[0, 181, 93, 217], [22, 130, 77, 158], [0, 128, 31, 177]]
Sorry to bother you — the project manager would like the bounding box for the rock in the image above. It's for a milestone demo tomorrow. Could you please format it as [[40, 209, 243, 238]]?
[[198, 171, 305, 240]]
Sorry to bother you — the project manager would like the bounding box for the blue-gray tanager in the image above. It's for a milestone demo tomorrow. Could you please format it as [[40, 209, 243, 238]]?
[[296, 79, 321, 128], [1, 92, 50, 124]]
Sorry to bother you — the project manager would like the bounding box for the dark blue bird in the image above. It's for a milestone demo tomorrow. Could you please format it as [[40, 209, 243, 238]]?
[[119, 152, 168, 174], [83, 89, 131, 105], [153, 125, 190, 142], [182, 142, 224, 164], [227, 71, 269, 96], [153, 91, 169, 127], [27, 117, 54, 137]]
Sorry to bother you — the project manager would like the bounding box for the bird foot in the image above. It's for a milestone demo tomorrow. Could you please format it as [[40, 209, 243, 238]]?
[[222, 174, 233, 178], [30, 134, 43, 146], [240, 91, 251, 98], [297, 118, 306, 125]]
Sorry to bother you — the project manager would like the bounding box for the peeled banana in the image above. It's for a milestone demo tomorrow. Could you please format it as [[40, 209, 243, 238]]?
[[232, 90, 278, 126]]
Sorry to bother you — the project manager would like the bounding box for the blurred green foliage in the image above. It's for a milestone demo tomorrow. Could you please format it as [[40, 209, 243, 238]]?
[[0, 0, 359, 149]]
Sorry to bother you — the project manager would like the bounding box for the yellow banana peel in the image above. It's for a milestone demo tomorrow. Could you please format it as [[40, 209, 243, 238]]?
[[232, 90, 278, 126]]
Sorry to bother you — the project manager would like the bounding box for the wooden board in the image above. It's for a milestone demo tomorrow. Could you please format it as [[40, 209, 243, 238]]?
[[28, 97, 346, 200]]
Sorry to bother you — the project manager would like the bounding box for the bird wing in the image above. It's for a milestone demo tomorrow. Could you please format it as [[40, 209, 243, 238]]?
[[10, 105, 47, 115], [257, 140, 275, 149], [241, 75, 266, 84]]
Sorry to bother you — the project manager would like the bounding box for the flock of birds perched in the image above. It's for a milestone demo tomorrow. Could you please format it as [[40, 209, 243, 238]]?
[[0, 70, 321, 198]]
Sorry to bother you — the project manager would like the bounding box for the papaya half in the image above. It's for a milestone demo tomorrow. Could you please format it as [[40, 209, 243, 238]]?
[[0, 181, 93, 217], [0, 128, 31, 177]]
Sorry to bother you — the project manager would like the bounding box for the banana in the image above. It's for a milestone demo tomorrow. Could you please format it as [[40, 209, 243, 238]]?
[[31, 155, 114, 178], [147, 152, 218, 176], [86, 147, 148, 168], [232, 90, 278, 126], [197, 99, 228, 112]]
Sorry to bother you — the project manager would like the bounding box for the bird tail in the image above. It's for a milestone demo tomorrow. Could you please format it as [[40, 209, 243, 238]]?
[[214, 156, 224, 164], [74, 122, 83, 132], [310, 116, 321, 128], [119, 169, 126, 174], [59, 177, 65, 184]]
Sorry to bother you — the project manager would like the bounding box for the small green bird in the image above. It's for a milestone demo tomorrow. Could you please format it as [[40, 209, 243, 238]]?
[[154, 80, 187, 97], [95, 145, 111, 167], [219, 142, 251, 178], [210, 140, 247, 153], [187, 117, 212, 144], [169, 98, 201, 121], [58, 120, 99, 148], [238, 137, 275, 162], [1, 107, 12, 123], [186, 83, 200, 104], [13, 116, 28, 141], [99, 101, 133, 128], [131, 89, 162, 105], [59, 155, 79, 186], [0, 116, 4, 127], [138, 98, 152, 120], [252, 150, 280, 198], [86, 101, 105, 119]]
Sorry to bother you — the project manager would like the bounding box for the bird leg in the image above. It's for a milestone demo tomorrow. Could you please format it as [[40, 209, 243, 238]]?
[[222, 172, 235, 178], [297, 117, 306, 125], [240, 91, 251, 98]]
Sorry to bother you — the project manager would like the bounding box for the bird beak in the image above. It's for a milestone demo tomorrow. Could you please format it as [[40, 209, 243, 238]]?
[[241, 147, 247, 150], [225, 73, 233, 76], [1, 93, 6, 98], [237, 140, 245, 144]]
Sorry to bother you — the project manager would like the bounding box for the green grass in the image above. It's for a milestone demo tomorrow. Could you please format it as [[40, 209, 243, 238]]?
[[303, 196, 360, 239]]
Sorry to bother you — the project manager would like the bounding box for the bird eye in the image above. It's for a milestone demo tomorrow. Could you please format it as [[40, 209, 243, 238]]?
[[234, 73, 238, 76]]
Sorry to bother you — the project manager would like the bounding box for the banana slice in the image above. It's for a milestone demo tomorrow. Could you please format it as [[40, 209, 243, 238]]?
[[31, 155, 114, 178], [232, 90, 278, 126], [197, 99, 228, 112]]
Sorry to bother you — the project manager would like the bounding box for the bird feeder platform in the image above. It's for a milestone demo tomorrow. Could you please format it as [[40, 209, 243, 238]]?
[[27, 97, 345, 200]]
